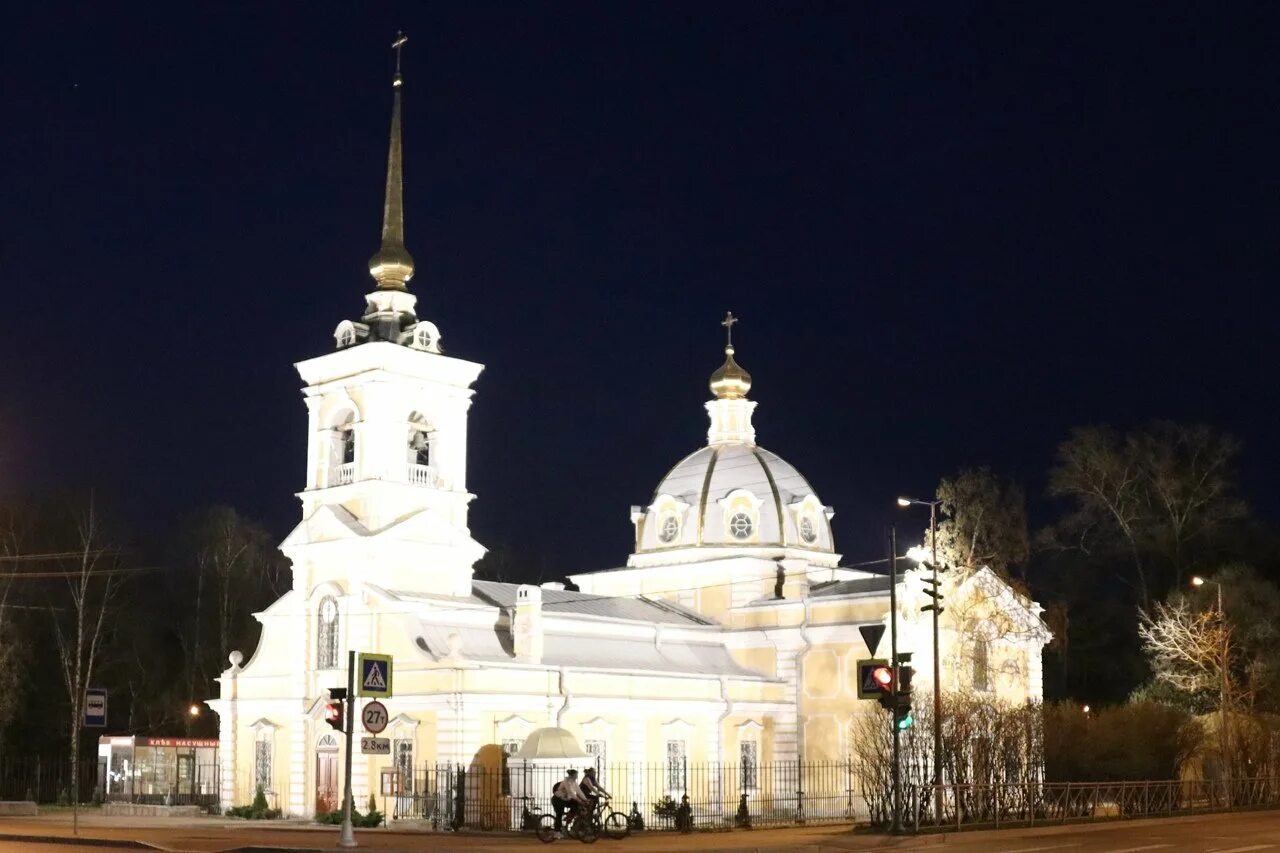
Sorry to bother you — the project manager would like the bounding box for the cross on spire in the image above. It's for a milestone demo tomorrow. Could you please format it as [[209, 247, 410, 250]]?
[[721, 311, 738, 347], [392, 31, 408, 88]]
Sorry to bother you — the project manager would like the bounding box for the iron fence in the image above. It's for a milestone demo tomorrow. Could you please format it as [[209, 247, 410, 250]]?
[[909, 777, 1280, 832], [389, 759, 867, 831], [0, 754, 220, 808], [0, 755, 98, 804]]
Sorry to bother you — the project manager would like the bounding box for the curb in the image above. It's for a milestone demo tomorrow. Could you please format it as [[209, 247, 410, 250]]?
[[0, 833, 159, 850]]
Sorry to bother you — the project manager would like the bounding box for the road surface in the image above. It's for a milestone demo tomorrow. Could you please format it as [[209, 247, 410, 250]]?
[[1, 810, 1279, 851]]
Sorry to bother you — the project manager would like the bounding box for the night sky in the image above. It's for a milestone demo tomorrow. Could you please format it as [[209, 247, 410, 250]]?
[[4, 4, 1278, 576]]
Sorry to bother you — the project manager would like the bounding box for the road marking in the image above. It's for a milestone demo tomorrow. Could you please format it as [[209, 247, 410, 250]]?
[[1211, 846, 1275, 853], [1105, 846, 1173, 853]]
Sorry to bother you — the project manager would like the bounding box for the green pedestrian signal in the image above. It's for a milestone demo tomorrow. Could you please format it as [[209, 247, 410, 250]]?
[[895, 708, 914, 731]]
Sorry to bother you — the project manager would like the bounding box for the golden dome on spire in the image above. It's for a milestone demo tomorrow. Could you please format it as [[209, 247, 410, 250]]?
[[709, 311, 752, 399]]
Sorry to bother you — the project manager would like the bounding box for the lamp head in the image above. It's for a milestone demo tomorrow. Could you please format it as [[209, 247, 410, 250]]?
[[896, 497, 912, 507], [188, 704, 201, 717], [1191, 576, 1206, 587]]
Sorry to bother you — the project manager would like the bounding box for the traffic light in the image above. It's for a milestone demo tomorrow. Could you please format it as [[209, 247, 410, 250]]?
[[872, 664, 896, 711], [894, 656, 915, 730], [325, 688, 347, 732]]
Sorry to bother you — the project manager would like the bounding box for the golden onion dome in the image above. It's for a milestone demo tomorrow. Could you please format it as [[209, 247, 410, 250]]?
[[710, 344, 752, 399], [368, 243, 415, 290]]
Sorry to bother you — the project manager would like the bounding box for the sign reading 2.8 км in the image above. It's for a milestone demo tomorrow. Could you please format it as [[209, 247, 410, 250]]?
[[358, 653, 393, 698]]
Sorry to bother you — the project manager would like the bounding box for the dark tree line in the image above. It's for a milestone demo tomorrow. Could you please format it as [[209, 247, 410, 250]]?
[[0, 500, 286, 759], [920, 420, 1271, 707]]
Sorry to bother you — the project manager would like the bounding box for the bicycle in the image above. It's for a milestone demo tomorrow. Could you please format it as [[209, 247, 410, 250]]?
[[535, 801, 598, 844], [586, 795, 630, 840]]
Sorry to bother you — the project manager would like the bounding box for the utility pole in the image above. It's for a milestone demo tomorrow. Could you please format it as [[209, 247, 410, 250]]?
[[929, 501, 942, 824], [896, 495, 944, 824], [340, 650, 357, 847], [888, 525, 901, 834], [1217, 582, 1230, 804], [1192, 575, 1230, 805]]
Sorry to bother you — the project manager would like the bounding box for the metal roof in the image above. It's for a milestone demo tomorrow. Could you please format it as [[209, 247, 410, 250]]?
[[809, 576, 892, 597], [469, 580, 714, 626], [414, 621, 763, 678]]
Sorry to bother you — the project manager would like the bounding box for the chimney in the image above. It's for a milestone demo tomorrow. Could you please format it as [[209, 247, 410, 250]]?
[[513, 584, 543, 663]]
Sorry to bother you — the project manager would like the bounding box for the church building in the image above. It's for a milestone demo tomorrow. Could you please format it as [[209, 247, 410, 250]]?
[[208, 39, 1050, 823]]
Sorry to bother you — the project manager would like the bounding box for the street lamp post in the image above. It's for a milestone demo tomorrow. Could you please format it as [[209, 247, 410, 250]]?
[[898, 496, 943, 824], [1192, 575, 1229, 796]]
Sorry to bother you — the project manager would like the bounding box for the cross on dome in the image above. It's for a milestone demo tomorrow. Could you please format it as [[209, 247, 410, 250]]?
[[709, 310, 752, 400], [722, 311, 738, 346], [392, 31, 407, 87]]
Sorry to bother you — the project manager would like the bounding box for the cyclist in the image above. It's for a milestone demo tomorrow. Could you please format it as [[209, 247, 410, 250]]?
[[580, 766, 611, 816], [551, 768, 589, 835]]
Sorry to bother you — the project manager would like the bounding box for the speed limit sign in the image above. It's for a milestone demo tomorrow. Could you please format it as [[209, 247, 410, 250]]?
[[361, 700, 388, 734]]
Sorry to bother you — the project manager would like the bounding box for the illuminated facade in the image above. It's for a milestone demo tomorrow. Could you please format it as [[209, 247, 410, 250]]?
[[208, 40, 1050, 819]]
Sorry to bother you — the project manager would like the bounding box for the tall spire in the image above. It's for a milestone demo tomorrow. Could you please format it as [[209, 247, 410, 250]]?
[[368, 31, 415, 291]]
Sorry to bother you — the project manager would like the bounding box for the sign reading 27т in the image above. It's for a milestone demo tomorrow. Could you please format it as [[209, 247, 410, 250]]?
[[358, 653, 393, 698]]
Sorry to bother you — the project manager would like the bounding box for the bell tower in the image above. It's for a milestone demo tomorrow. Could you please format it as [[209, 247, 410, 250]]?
[[282, 33, 485, 598]]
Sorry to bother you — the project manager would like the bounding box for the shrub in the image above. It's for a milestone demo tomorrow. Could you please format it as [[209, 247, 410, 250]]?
[[1044, 700, 1197, 782], [316, 807, 382, 827], [226, 785, 282, 820]]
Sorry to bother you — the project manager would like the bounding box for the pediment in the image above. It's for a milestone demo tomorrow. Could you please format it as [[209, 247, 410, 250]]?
[[282, 504, 370, 548], [375, 507, 461, 544], [951, 566, 1051, 642]]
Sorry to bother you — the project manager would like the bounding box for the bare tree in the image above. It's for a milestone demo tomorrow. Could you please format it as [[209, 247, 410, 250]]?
[[931, 468, 1031, 582], [1047, 422, 1247, 608], [48, 498, 124, 833], [1139, 597, 1239, 777], [1048, 425, 1150, 606], [178, 507, 279, 717], [0, 505, 30, 752], [1133, 421, 1245, 588]]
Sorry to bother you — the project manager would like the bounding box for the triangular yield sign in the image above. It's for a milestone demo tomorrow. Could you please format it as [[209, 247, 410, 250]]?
[[859, 624, 886, 657]]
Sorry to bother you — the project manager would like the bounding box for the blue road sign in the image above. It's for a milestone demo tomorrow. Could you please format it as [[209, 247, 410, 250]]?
[[358, 653, 393, 698], [85, 689, 107, 728]]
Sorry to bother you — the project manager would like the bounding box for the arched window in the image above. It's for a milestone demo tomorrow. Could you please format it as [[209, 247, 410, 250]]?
[[407, 414, 433, 468], [317, 596, 340, 670], [973, 638, 990, 692], [255, 731, 273, 795], [328, 411, 356, 468], [728, 512, 754, 540], [334, 321, 357, 349]]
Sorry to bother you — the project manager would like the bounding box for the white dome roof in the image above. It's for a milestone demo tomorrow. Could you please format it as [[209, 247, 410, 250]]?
[[514, 727, 588, 760], [636, 443, 833, 554]]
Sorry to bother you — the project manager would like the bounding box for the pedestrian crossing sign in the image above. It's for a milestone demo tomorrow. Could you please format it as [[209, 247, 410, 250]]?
[[358, 653, 393, 698]]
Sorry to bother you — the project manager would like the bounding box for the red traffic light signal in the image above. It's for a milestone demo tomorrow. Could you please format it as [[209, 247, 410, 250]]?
[[324, 700, 345, 732], [871, 665, 893, 689]]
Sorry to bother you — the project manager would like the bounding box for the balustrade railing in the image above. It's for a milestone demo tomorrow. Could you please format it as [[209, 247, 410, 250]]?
[[329, 462, 355, 486], [406, 463, 441, 488]]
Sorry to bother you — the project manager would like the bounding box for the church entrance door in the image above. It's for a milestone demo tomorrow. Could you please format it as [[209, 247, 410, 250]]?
[[315, 752, 338, 815]]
